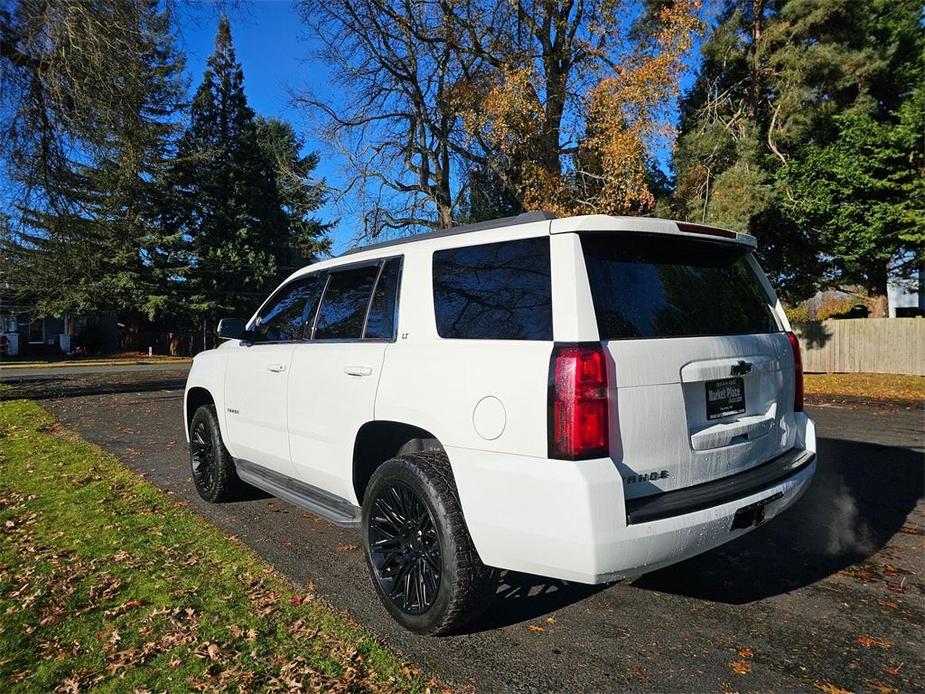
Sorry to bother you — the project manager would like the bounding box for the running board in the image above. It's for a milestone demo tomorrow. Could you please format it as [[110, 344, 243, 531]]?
[[234, 458, 361, 528]]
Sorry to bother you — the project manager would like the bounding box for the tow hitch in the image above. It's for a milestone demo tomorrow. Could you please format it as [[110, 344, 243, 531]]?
[[731, 492, 783, 530]]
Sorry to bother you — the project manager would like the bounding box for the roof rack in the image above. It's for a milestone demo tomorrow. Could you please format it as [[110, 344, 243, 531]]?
[[339, 211, 557, 257]]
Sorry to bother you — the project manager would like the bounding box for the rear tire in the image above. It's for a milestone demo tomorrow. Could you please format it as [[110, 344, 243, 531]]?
[[361, 451, 495, 635], [189, 404, 240, 502]]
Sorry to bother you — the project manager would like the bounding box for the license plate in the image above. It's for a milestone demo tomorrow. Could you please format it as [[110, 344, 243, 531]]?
[[706, 377, 745, 420]]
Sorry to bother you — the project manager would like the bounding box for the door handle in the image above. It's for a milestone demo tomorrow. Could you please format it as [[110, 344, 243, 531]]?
[[344, 365, 373, 377], [266, 363, 287, 373]]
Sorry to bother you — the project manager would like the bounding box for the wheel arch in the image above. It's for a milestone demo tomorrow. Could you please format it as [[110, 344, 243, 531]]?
[[185, 386, 215, 441], [352, 420, 446, 505]]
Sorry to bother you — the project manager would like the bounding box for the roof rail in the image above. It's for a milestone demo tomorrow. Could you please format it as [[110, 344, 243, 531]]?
[[339, 211, 557, 257]]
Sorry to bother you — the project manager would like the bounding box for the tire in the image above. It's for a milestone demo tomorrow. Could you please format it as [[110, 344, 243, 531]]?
[[361, 451, 495, 635], [189, 404, 240, 503]]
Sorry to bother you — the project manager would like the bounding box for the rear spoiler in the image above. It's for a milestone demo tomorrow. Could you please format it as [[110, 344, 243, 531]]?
[[549, 215, 757, 249]]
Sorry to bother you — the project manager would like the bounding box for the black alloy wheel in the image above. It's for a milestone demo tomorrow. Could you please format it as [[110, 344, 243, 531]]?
[[190, 418, 215, 491], [361, 452, 495, 635], [188, 404, 240, 503], [368, 482, 442, 614]]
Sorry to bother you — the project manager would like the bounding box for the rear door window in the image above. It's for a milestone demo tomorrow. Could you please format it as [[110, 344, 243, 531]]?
[[580, 233, 779, 340], [432, 236, 552, 340], [364, 257, 402, 339], [314, 264, 380, 340], [253, 274, 325, 342]]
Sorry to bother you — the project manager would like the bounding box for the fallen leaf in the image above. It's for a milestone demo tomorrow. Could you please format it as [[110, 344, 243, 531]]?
[[337, 544, 359, 552], [815, 683, 853, 694], [206, 643, 221, 661], [738, 647, 754, 658], [545, 616, 556, 625], [527, 624, 545, 633], [729, 659, 751, 675], [628, 665, 649, 680], [854, 635, 892, 649]]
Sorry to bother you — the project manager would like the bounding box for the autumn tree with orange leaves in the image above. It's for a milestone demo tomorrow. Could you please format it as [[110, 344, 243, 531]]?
[[299, 0, 702, 236], [458, 0, 701, 217]]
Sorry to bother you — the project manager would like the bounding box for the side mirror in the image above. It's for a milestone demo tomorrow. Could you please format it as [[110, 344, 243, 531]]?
[[216, 318, 246, 341]]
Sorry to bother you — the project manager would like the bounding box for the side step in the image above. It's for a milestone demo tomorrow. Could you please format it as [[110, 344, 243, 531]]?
[[234, 459, 361, 528]]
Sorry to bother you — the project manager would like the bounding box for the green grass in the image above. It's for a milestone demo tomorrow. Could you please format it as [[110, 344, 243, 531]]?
[[0, 400, 429, 692]]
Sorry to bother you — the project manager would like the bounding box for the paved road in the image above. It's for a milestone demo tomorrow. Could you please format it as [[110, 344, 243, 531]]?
[[19, 369, 925, 692], [0, 361, 189, 380]]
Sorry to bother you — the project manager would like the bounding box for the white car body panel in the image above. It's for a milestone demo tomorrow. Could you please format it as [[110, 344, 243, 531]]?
[[224, 342, 295, 475], [288, 341, 389, 503], [184, 213, 816, 584]]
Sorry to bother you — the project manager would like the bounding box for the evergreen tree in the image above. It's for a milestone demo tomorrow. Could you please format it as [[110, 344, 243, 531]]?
[[171, 17, 290, 325], [672, 0, 923, 309], [4, 0, 186, 323], [255, 116, 332, 270]]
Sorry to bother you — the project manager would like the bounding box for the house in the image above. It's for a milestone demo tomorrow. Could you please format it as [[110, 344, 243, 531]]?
[[888, 266, 924, 318], [0, 285, 119, 356]]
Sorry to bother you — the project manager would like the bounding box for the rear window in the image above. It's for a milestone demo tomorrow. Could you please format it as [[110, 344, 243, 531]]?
[[580, 233, 779, 340], [433, 237, 552, 340]]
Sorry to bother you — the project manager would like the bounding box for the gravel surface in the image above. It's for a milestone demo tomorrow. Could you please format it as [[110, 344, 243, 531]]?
[[15, 367, 925, 692]]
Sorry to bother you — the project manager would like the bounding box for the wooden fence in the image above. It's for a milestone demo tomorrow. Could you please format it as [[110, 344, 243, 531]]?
[[792, 318, 925, 376]]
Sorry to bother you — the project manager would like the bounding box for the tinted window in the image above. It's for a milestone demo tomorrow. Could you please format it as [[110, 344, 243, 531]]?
[[580, 233, 779, 340], [314, 264, 379, 340], [433, 237, 552, 340], [364, 258, 402, 339], [253, 275, 324, 342]]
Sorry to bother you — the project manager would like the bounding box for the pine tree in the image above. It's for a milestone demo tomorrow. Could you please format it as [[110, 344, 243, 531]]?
[[4, 0, 186, 323], [171, 17, 290, 325], [255, 116, 332, 271], [672, 0, 923, 308]]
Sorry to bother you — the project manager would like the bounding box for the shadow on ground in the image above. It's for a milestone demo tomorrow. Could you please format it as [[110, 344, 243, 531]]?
[[635, 435, 923, 603], [0, 372, 189, 401], [462, 434, 923, 631]]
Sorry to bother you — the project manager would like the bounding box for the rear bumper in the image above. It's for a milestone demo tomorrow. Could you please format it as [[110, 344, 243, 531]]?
[[450, 412, 816, 584]]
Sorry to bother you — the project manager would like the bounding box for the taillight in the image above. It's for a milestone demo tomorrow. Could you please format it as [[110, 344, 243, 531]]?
[[548, 343, 610, 460], [787, 331, 804, 412]]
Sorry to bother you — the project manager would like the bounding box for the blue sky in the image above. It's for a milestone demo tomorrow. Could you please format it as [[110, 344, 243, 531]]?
[[177, 1, 705, 254]]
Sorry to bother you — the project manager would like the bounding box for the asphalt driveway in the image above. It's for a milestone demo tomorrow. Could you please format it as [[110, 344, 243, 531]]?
[[11, 366, 924, 692]]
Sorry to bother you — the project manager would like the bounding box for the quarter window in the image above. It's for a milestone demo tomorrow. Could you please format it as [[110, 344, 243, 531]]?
[[432, 237, 553, 340], [252, 275, 325, 342], [314, 264, 380, 340]]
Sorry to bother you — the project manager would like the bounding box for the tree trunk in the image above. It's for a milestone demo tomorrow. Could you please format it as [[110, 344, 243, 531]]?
[[866, 263, 890, 318], [748, 0, 765, 120]]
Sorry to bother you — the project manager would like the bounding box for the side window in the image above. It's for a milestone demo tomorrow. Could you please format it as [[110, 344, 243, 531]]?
[[314, 264, 380, 340], [432, 237, 553, 340], [364, 257, 402, 339], [252, 275, 324, 342]]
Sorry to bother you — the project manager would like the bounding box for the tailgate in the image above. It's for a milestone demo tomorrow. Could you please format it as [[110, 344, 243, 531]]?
[[579, 231, 800, 500]]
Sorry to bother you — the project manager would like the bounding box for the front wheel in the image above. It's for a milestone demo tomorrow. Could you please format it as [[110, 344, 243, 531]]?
[[361, 452, 495, 635], [189, 404, 240, 502]]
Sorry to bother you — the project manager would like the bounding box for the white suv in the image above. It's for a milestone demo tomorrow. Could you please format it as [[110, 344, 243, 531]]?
[[184, 212, 816, 634]]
